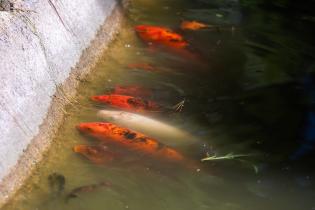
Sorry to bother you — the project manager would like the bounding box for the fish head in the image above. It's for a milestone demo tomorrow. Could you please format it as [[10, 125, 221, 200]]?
[[91, 95, 110, 103], [73, 144, 92, 155], [135, 25, 148, 33], [76, 122, 113, 136]]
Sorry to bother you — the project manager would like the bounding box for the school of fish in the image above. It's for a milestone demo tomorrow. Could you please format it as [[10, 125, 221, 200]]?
[[73, 20, 213, 175]]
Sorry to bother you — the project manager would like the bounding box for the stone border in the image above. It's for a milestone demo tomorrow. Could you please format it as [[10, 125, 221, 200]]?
[[0, 4, 124, 207]]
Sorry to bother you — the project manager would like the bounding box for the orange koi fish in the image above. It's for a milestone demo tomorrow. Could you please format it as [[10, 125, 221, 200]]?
[[112, 85, 152, 98], [180, 20, 210, 30], [73, 144, 118, 164], [127, 63, 157, 72], [135, 25, 204, 63], [77, 122, 185, 162], [91, 94, 162, 112], [135, 25, 188, 49]]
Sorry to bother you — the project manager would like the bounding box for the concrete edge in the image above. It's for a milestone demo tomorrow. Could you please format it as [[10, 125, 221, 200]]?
[[0, 5, 124, 207]]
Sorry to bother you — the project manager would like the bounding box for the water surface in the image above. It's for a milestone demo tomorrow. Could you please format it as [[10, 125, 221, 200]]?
[[3, 0, 315, 209]]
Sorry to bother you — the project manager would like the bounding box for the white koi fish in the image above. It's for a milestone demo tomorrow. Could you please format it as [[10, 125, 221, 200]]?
[[97, 110, 199, 147]]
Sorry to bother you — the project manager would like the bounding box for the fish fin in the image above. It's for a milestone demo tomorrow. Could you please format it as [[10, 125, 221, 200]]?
[[171, 99, 185, 113], [65, 193, 78, 203]]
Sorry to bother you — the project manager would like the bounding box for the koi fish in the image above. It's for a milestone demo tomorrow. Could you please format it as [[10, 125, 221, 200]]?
[[73, 144, 118, 164], [97, 110, 199, 147], [135, 25, 205, 63], [135, 25, 182, 41], [180, 20, 210, 31], [66, 181, 111, 202], [76, 122, 185, 162], [111, 85, 152, 98], [91, 94, 168, 113], [91, 94, 185, 113], [135, 25, 188, 50], [127, 63, 157, 72]]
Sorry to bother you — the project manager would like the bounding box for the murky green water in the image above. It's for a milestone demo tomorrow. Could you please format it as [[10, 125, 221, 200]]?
[[3, 0, 315, 209]]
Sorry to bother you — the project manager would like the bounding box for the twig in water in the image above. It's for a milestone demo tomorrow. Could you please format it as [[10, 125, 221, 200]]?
[[201, 152, 252, 162], [201, 152, 259, 173]]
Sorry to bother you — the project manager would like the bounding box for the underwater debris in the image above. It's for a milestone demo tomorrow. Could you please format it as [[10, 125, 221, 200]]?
[[201, 153, 259, 173], [48, 173, 66, 195], [201, 153, 252, 161], [171, 99, 185, 113]]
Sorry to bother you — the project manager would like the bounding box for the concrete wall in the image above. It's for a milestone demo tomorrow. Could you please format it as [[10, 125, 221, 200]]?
[[0, 0, 123, 206]]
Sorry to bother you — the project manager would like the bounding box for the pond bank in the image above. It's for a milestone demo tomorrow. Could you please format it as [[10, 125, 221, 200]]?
[[0, 0, 124, 206]]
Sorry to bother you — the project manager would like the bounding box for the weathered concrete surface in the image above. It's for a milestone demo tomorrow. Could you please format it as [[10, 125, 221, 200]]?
[[0, 0, 124, 206]]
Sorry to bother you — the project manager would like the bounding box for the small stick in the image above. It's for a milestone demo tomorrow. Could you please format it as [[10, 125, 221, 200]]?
[[201, 153, 253, 162]]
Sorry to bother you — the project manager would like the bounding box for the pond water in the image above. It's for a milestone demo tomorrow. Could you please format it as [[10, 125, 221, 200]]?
[[3, 0, 315, 209]]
